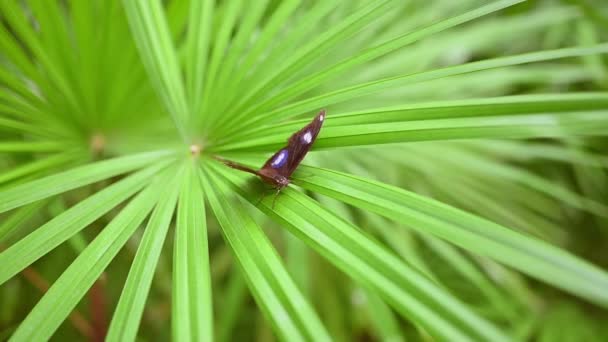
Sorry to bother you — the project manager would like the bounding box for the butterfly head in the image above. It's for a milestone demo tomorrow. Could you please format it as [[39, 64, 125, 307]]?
[[273, 175, 290, 188], [257, 168, 290, 188]]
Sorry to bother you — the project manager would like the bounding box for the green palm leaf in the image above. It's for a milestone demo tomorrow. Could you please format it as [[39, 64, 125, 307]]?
[[2, 0, 608, 340]]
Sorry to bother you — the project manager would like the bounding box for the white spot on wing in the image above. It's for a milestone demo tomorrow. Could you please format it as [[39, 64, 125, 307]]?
[[302, 131, 312, 144], [271, 149, 288, 168], [319, 113, 324, 122]]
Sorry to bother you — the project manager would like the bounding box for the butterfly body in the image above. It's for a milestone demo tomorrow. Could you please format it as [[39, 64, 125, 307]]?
[[216, 110, 326, 204]]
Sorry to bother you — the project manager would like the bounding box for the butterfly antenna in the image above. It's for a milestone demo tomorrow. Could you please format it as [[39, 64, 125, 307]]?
[[213, 156, 260, 176]]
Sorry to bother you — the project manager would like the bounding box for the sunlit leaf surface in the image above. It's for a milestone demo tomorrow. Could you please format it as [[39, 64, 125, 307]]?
[[1, 0, 608, 340]]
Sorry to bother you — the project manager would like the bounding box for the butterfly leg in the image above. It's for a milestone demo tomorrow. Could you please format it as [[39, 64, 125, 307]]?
[[271, 187, 284, 209]]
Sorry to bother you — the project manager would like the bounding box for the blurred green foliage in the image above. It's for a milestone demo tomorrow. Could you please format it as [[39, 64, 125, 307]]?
[[1, 0, 608, 341]]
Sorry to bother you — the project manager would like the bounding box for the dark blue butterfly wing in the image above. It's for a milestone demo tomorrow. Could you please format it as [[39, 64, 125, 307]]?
[[261, 110, 326, 178]]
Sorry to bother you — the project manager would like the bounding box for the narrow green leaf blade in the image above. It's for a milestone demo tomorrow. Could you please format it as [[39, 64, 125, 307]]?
[[202, 166, 331, 342], [212, 162, 509, 342], [296, 165, 608, 307], [122, 0, 189, 140], [0, 149, 174, 213], [365, 289, 405, 342], [206, 0, 270, 119], [172, 162, 213, 342], [216, 93, 608, 151], [230, 93, 608, 140], [0, 161, 170, 286], [186, 0, 214, 118], [198, 0, 243, 124], [0, 200, 47, 245], [106, 165, 183, 341], [0, 151, 84, 185], [215, 0, 301, 116], [240, 0, 526, 120], [218, 0, 394, 131], [0, 141, 69, 153], [8, 168, 173, 342], [227, 44, 608, 133]]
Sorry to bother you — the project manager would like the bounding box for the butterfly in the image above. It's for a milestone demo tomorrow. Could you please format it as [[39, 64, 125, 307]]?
[[216, 110, 326, 207]]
